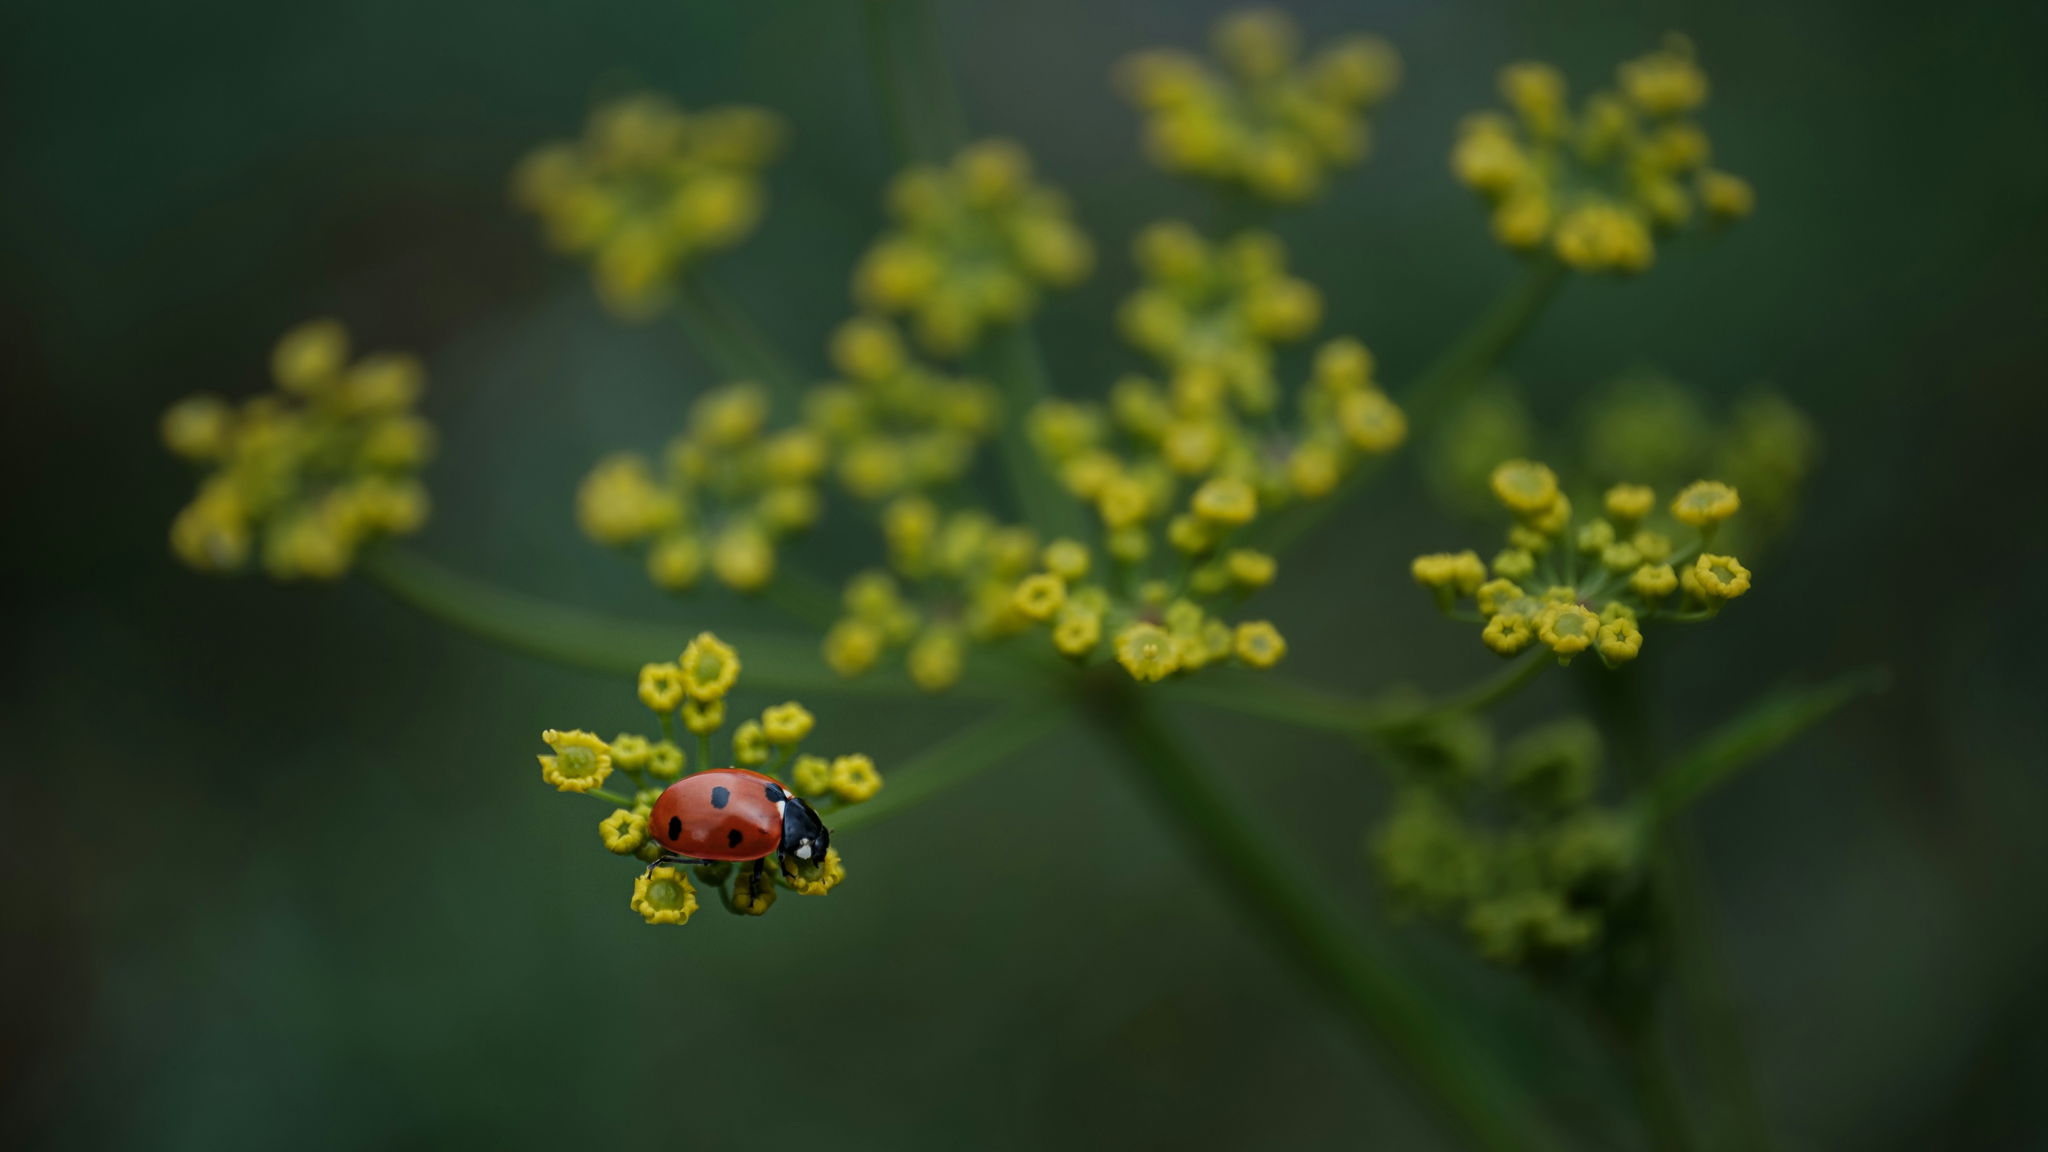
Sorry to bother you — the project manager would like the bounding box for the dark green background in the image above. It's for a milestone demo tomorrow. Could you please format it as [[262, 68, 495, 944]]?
[[6, 1, 2045, 1148]]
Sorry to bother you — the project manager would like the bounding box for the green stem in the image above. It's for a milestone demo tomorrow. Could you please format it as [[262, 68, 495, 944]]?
[[1263, 260, 1566, 556], [674, 271, 806, 409], [972, 323, 1083, 535], [1084, 683, 1568, 1152], [1607, 1014, 1699, 1152], [828, 700, 1067, 833], [1164, 655, 1546, 737], [357, 545, 1025, 698], [586, 787, 634, 807]]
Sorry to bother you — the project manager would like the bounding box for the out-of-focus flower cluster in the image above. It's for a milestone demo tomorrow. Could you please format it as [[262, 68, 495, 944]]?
[[513, 93, 784, 317], [537, 632, 878, 924], [1413, 460, 1753, 667], [805, 317, 1002, 501], [576, 382, 824, 593], [1002, 226, 1404, 683], [1451, 36, 1752, 273], [822, 499, 1041, 692], [854, 140, 1093, 357], [1120, 7, 1399, 202], [1428, 373, 1817, 554], [1372, 715, 1645, 966], [161, 319, 432, 580]]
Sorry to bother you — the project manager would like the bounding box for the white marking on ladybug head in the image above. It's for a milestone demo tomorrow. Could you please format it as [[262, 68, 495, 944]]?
[[796, 840, 813, 860], [776, 800, 787, 818]]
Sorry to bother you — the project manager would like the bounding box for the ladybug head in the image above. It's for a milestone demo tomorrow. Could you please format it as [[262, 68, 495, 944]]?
[[780, 793, 831, 869]]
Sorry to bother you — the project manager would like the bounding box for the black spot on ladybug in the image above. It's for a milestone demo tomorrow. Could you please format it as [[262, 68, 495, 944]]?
[[667, 816, 682, 841], [727, 828, 744, 849], [710, 786, 730, 809], [763, 783, 784, 802]]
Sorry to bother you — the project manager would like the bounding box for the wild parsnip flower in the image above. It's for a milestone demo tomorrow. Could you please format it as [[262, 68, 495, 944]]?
[[538, 729, 612, 792], [853, 139, 1093, 356], [162, 320, 433, 581], [630, 866, 699, 926], [577, 382, 825, 594], [536, 632, 875, 924], [1416, 460, 1753, 666], [807, 316, 1001, 499], [1119, 8, 1400, 202], [512, 93, 784, 317], [823, 499, 1042, 692], [1119, 223, 1321, 413], [1451, 36, 1751, 273]]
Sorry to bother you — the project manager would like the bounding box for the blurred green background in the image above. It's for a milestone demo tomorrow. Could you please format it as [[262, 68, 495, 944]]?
[[6, 0, 2046, 1148]]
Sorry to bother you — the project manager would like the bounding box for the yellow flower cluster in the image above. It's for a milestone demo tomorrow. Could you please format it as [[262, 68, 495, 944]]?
[[512, 93, 784, 317], [1118, 223, 1322, 413], [575, 382, 824, 593], [536, 632, 877, 925], [1451, 36, 1752, 273], [822, 498, 1043, 692], [1119, 7, 1400, 202], [853, 139, 1093, 356], [1413, 460, 1753, 667], [804, 316, 1002, 500], [1002, 521, 1289, 684], [162, 319, 433, 580]]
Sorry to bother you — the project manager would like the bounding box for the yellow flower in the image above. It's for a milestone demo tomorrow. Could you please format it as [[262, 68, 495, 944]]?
[[1012, 573, 1068, 621], [681, 698, 725, 736], [1536, 603, 1599, 656], [711, 524, 775, 591], [792, 754, 832, 796], [1693, 553, 1752, 599], [1475, 578, 1524, 617], [1042, 538, 1091, 581], [830, 754, 883, 803], [1225, 549, 1276, 589], [630, 866, 699, 926], [1337, 389, 1407, 453], [1597, 616, 1644, 665], [1233, 621, 1287, 668], [1671, 480, 1741, 527], [161, 395, 233, 459], [680, 632, 741, 700], [576, 454, 676, 545], [761, 702, 815, 745], [1116, 623, 1181, 682], [1603, 483, 1655, 523], [1053, 607, 1103, 658], [732, 720, 770, 766], [538, 729, 612, 792], [1412, 550, 1487, 595], [1191, 476, 1258, 526], [1630, 563, 1678, 600], [609, 733, 653, 770], [1489, 459, 1559, 515], [1698, 170, 1755, 220], [1619, 36, 1708, 116], [823, 618, 885, 677], [271, 318, 349, 394], [638, 662, 684, 712], [1482, 613, 1534, 656], [600, 809, 648, 854], [782, 847, 846, 896], [727, 866, 778, 916], [648, 740, 685, 779], [645, 534, 705, 590], [1491, 548, 1536, 582], [908, 627, 964, 692]]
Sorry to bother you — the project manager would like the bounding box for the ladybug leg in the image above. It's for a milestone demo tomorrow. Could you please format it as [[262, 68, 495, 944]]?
[[740, 859, 767, 903], [643, 853, 721, 877]]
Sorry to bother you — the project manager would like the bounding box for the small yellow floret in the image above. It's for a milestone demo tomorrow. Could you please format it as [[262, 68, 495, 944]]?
[[538, 729, 612, 792], [761, 702, 815, 745], [1604, 483, 1655, 523], [1233, 621, 1287, 668], [1597, 617, 1644, 665], [630, 866, 699, 925], [600, 809, 648, 854], [1116, 623, 1181, 682], [638, 662, 684, 712], [1191, 475, 1259, 526], [1490, 459, 1560, 514], [782, 847, 846, 895], [1012, 573, 1068, 621], [1536, 603, 1599, 656], [830, 754, 883, 803], [679, 631, 741, 700], [1630, 563, 1678, 600], [1693, 553, 1751, 599], [1482, 613, 1534, 656], [1671, 480, 1741, 527]]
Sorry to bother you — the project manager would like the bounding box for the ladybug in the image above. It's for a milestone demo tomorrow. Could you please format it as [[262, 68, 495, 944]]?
[[646, 767, 831, 877]]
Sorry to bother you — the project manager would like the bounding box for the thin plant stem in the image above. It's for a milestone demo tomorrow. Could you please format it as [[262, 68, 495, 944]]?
[[1605, 1013, 1700, 1152], [1084, 682, 1569, 1152], [674, 272, 806, 409], [1263, 259, 1567, 555], [828, 700, 1067, 833], [357, 545, 1030, 698], [585, 787, 634, 807], [1164, 655, 1547, 736], [972, 323, 1085, 535]]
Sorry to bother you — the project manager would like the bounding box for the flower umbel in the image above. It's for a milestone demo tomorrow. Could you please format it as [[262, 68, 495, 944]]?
[[535, 632, 876, 924], [163, 320, 433, 580]]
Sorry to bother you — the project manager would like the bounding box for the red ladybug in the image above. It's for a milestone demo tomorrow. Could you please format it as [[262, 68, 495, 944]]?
[[646, 768, 830, 875]]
